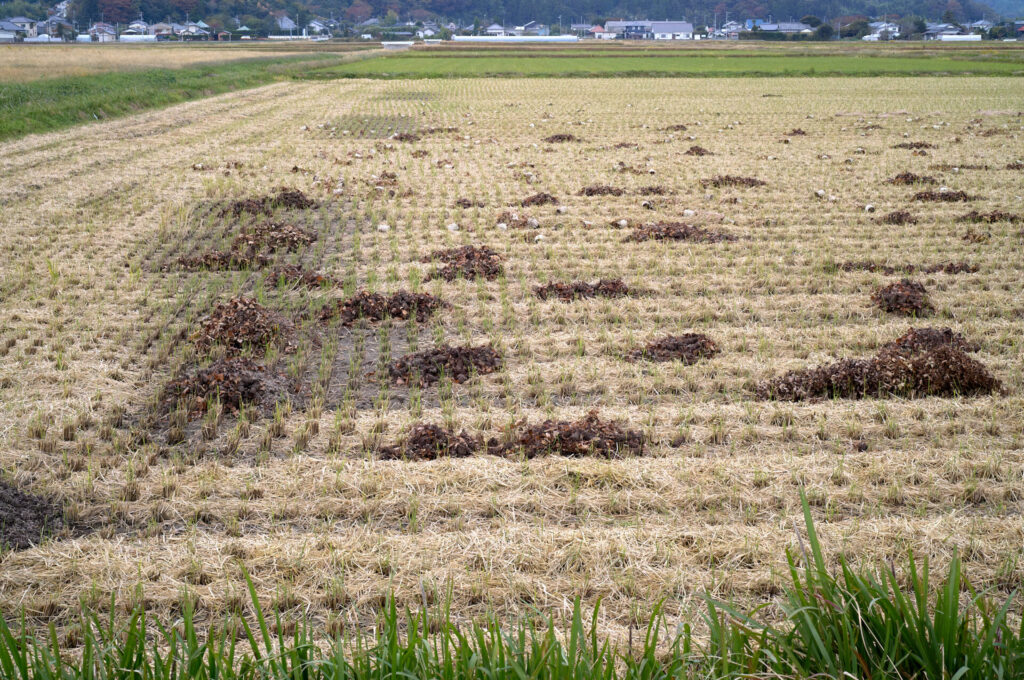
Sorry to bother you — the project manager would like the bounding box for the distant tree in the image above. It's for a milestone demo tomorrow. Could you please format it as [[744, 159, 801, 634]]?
[[812, 22, 833, 38], [800, 14, 821, 26], [840, 19, 869, 37], [344, 0, 372, 21]]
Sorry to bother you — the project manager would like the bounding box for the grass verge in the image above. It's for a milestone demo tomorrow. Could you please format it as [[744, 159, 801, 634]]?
[[1, 492, 1020, 679], [0, 54, 339, 141]]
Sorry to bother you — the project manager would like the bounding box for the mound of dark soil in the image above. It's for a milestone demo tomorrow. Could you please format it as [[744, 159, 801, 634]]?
[[785, 128, 807, 136], [423, 245, 504, 281], [222, 188, 318, 217], [913, 190, 975, 202], [638, 185, 669, 195], [192, 297, 289, 354], [886, 172, 936, 185], [389, 344, 502, 386], [663, 124, 688, 132], [958, 210, 1021, 224], [392, 132, 421, 142], [840, 261, 977, 275], [893, 142, 936, 150], [175, 249, 269, 271], [878, 210, 917, 225], [455, 197, 486, 208], [165, 357, 277, 415], [268, 265, 336, 288], [1008, 161, 1024, 170], [496, 210, 535, 228], [625, 222, 735, 243], [323, 290, 444, 324], [0, 481, 64, 551], [871, 279, 932, 316], [534, 279, 633, 302], [521, 192, 559, 207], [756, 328, 998, 401], [882, 326, 979, 355], [700, 175, 766, 188], [487, 410, 644, 459], [625, 333, 719, 364], [379, 423, 479, 460], [684, 146, 713, 156], [234, 223, 315, 252], [544, 133, 579, 143], [579, 184, 624, 197]]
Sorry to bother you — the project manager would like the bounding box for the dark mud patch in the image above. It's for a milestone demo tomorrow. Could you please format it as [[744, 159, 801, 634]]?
[[893, 141, 936, 150], [268, 265, 337, 288], [487, 411, 644, 459], [578, 184, 624, 197], [521, 192, 559, 207], [872, 279, 933, 316], [192, 297, 292, 355], [913, 190, 976, 202], [885, 172, 936, 185], [785, 128, 807, 136], [625, 222, 735, 243], [840, 261, 977, 275], [388, 344, 502, 386], [638, 185, 670, 196], [625, 333, 719, 364], [321, 291, 445, 324], [684, 145, 713, 156], [544, 133, 580, 143], [165, 357, 289, 417], [0, 480, 65, 551], [1007, 161, 1024, 170], [496, 210, 537, 229], [756, 327, 999, 401], [221, 189, 318, 217], [959, 210, 1022, 224], [700, 175, 766, 188], [422, 245, 504, 281], [534, 279, 634, 302], [878, 210, 917, 225], [391, 132, 421, 142], [662, 124, 688, 132], [379, 423, 479, 460], [174, 249, 269, 271], [455, 197, 486, 208]]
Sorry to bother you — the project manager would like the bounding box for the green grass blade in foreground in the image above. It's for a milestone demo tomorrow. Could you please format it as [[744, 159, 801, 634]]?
[[1, 492, 1022, 679]]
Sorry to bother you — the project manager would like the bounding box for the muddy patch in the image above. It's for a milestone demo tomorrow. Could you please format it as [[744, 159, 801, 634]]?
[[192, 297, 292, 355], [684, 145, 713, 156], [544, 133, 580, 143], [221, 188, 318, 217], [534, 279, 634, 302], [886, 172, 936, 186], [878, 210, 917, 225], [578, 184, 624, 197], [756, 327, 999, 401], [625, 222, 735, 243], [785, 128, 807, 136], [379, 423, 479, 460], [893, 141, 936, 150], [521, 192, 559, 207], [487, 411, 644, 459], [174, 250, 269, 271], [913, 189, 976, 202], [321, 291, 445, 324], [872, 279, 932, 316], [840, 261, 976, 275], [959, 210, 1021, 223], [0, 480, 65, 551], [422, 246, 504, 281], [625, 333, 719, 364], [496, 210, 538, 229], [389, 344, 502, 386], [638, 185, 669, 196], [662, 124, 688, 132], [455, 197, 486, 208], [700, 175, 766, 188], [165, 357, 289, 416]]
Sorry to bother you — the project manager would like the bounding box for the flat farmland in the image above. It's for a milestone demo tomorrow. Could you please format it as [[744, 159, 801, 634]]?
[[0, 75, 1022, 654]]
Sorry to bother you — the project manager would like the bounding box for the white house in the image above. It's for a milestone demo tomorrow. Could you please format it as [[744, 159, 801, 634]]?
[[484, 23, 506, 36], [651, 21, 693, 39], [5, 16, 37, 36], [274, 14, 297, 31], [0, 19, 21, 41]]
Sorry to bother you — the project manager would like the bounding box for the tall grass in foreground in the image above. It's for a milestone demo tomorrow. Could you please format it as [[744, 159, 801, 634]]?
[[1, 493, 1020, 679]]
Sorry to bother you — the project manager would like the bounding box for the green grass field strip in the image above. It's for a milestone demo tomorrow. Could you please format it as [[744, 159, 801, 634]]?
[[303, 53, 1024, 79], [0, 54, 340, 141]]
